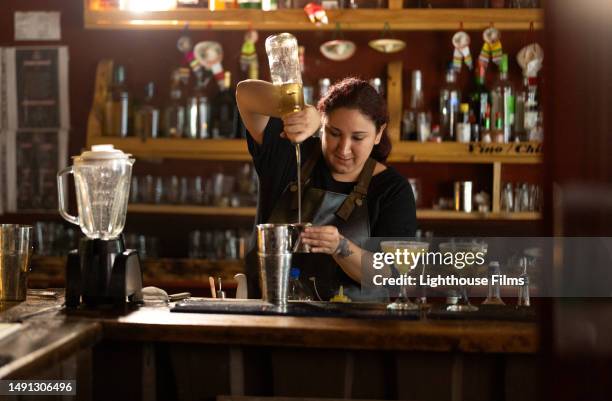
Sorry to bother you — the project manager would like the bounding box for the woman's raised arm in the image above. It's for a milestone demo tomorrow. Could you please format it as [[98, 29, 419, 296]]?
[[235, 79, 281, 145]]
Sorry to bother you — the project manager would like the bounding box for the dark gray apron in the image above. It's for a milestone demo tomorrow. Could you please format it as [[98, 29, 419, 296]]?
[[246, 144, 383, 301]]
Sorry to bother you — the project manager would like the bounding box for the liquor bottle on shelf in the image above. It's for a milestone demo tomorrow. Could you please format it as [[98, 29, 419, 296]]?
[[177, 0, 207, 7], [164, 69, 187, 138], [134, 82, 160, 139], [211, 71, 240, 138], [481, 106, 492, 143], [103, 64, 130, 137], [185, 70, 211, 139], [514, 76, 540, 142], [238, 0, 262, 8], [402, 70, 425, 141], [493, 111, 504, 143], [456, 103, 471, 143], [439, 67, 461, 141], [209, 0, 234, 10], [490, 54, 514, 143], [470, 63, 490, 134]]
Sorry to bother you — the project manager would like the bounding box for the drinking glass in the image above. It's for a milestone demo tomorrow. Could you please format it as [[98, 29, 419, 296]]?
[[438, 240, 488, 312], [380, 241, 430, 311]]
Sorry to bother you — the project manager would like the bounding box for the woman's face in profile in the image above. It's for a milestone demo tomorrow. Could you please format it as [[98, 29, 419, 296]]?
[[321, 107, 383, 181]]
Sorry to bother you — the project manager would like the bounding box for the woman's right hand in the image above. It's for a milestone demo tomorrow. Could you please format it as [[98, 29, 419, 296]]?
[[281, 105, 321, 143]]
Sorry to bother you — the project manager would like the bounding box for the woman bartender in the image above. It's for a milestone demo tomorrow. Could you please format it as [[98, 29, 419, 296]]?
[[237, 77, 417, 300]]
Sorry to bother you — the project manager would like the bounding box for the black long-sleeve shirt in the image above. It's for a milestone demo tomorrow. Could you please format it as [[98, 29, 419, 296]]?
[[246, 117, 417, 237]]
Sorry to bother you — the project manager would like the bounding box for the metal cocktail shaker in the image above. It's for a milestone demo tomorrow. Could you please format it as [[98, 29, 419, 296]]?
[[0, 225, 33, 302], [256, 223, 311, 305]]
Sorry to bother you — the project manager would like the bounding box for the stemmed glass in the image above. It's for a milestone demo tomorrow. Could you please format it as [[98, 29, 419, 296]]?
[[438, 240, 488, 312], [380, 241, 430, 311]]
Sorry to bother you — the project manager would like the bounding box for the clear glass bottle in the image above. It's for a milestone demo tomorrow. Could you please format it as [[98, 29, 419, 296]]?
[[164, 69, 186, 138], [456, 103, 471, 143], [490, 54, 514, 143], [134, 82, 160, 139], [470, 63, 489, 135], [402, 70, 425, 141], [185, 70, 210, 139], [524, 78, 540, 141], [211, 71, 239, 138], [439, 67, 461, 141], [288, 267, 312, 301], [104, 64, 130, 137]]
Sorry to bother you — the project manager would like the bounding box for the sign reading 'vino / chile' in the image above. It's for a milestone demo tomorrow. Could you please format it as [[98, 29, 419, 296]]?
[[468, 142, 543, 156]]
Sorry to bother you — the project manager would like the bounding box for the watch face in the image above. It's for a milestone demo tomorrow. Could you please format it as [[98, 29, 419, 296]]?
[[177, 35, 193, 53]]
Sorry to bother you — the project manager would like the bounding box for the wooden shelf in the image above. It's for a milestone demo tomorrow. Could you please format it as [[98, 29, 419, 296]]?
[[126, 204, 541, 221], [128, 204, 257, 216], [89, 136, 251, 161], [89, 136, 542, 164], [388, 141, 543, 164], [84, 8, 543, 31], [416, 210, 541, 220]]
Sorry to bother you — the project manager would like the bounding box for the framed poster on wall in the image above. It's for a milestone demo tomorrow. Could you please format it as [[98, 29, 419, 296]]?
[[1, 46, 69, 213]]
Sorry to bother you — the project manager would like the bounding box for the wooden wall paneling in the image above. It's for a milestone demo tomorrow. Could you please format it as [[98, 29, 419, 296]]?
[[387, 61, 403, 142], [270, 348, 347, 397], [492, 162, 501, 213]]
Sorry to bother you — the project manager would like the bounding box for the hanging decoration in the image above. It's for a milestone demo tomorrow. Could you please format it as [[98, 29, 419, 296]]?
[[517, 43, 544, 78], [478, 26, 503, 69], [304, 3, 329, 25], [320, 23, 356, 61], [452, 30, 473, 71], [240, 29, 259, 79], [369, 22, 406, 54], [193, 41, 226, 90]]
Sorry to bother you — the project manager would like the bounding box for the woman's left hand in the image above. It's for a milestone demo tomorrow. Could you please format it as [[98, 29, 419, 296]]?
[[301, 225, 341, 254]]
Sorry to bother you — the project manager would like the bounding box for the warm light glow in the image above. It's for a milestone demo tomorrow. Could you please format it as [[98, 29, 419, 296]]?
[[121, 0, 177, 11]]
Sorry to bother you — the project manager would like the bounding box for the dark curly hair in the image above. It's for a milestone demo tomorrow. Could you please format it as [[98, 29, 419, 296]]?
[[317, 77, 391, 162]]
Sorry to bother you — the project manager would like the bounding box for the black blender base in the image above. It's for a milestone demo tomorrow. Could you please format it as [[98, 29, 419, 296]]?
[[65, 237, 143, 308]]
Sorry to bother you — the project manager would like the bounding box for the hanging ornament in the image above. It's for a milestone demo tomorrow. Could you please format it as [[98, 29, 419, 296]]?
[[320, 23, 356, 61], [478, 26, 503, 69], [175, 24, 200, 73], [517, 43, 544, 78], [369, 23, 406, 54], [304, 3, 329, 25], [452, 31, 472, 71], [193, 41, 226, 90], [240, 29, 259, 80]]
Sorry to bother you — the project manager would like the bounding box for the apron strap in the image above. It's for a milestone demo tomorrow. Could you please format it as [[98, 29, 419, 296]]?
[[335, 157, 377, 221]]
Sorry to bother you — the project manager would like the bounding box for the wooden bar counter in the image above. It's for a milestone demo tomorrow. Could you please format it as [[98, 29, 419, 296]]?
[[0, 295, 540, 401]]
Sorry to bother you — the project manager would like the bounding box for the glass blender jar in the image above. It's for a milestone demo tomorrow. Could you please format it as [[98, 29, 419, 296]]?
[[58, 144, 134, 240], [57, 144, 142, 307]]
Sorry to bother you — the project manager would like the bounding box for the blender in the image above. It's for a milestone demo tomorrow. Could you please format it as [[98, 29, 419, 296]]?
[[57, 145, 143, 307]]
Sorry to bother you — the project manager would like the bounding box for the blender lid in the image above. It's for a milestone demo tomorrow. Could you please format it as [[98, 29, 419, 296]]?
[[75, 144, 132, 161]]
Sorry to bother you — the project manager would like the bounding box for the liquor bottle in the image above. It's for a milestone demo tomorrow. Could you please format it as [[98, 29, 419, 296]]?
[[402, 70, 425, 141], [104, 64, 130, 137], [185, 70, 211, 139], [134, 82, 160, 139], [481, 106, 492, 143], [515, 76, 539, 141], [490, 54, 514, 143], [456, 103, 471, 143], [439, 67, 461, 141], [209, 0, 226, 10], [470, 63, 489, 133], [493, 111, 504, 143], [287, 268, 312, 301], [164, 69, 187, 138], [211, 71, 239, 138], [177, 0, 206, 6]]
